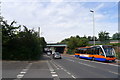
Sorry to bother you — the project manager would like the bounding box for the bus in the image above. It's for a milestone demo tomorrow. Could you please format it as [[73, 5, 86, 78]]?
[[74, 45, 116, 62]]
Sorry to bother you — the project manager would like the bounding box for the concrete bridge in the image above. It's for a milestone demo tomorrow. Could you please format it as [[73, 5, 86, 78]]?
[[46, 43, 67, 54]]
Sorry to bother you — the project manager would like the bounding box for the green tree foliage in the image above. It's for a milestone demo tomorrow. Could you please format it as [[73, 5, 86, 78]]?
[[61, 35, 89, 54], [87, 36, 98, 41], [112, 32, 120, 40], [2, 18, 46, 60], [98, 31, 110, 44]]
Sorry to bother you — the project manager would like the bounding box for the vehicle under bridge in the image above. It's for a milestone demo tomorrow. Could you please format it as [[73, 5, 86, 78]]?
[[46, 43, 67, 54]]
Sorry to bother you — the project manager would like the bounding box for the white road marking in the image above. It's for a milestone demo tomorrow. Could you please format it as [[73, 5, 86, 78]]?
[[65, 56, 119, 67], [47, 61, 60, 80], [51, 72, 56, 73], [22, 69, 28, 71], [67, 72, 71, 75], [66, 59, 74, 62], [50, 61, 60, 69], [17, 74, 24, 78], [91, 61, 119, 67], [65, 56, 120, 76], [71, 75, 76, 79], [52, 60, 77, 79], [78, 62, 96, 68], [116, 59, 120, 61], [47, 61, 54, 72], [15, 63, 32, 79], [65, 58, 96, 68], [26, 63, 32, 69], [61, 68, 63, 69], [13, 79, 20, 80], [20, 71, 26, 74], [52, 74, 58, 77], [109, 71, 119, 75]]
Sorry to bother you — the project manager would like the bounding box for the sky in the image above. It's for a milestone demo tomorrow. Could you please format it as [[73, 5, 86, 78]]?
[[1, 0, 119, 43]]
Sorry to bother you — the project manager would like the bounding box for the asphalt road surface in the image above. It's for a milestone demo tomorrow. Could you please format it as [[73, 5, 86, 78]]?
[[2, 54, 120, 80]]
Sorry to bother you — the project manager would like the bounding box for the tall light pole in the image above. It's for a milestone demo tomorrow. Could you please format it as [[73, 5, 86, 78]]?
[[38, 27, 40, 37], [90, 10, 95, 46]]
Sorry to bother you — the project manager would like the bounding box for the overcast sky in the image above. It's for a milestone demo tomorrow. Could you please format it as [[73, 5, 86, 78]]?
[[1, 0, 118, 43]]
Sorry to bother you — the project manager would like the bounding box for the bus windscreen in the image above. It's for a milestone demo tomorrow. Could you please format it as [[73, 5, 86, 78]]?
[[102, 46, 115, 57]]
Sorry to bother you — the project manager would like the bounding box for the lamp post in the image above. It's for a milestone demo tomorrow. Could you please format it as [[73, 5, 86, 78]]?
[[90, 10, 95, 46], [38, 27, 40, 37]]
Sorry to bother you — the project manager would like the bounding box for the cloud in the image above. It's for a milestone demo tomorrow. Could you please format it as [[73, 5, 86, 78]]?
[[1, 1, 118, 43], [95, 3, 104, 11]]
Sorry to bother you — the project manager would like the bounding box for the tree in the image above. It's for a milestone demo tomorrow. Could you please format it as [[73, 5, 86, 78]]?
[[98, 31, 110, 44], [112, 32, 120, 40], [2, 18, 46, 60], [60, 36, 89, 54], [88, 36, 92, 41], [76, 35, 80, 38]]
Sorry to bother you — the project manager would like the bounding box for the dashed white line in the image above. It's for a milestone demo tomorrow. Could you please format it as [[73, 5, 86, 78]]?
[[66, 59, 75, 62], [52, 74, 58, 77], [51, 72, 56, 73], [22, 69, 28, 71], [47, 61, 60, 80], [66, 58, 96, 68], [20, 71, 26, 74], [78, 62, 96, 68], [16, 63, 32, 79], [64, 69, 67, 71], [71, 75, 76, 79], [52, 60, 77, 79], [65, 56, 119, 67], [61, 68, 63, 69], [17, 74, 24, 78], [109, 71, 119, 75], [66, 72, 71, 75]]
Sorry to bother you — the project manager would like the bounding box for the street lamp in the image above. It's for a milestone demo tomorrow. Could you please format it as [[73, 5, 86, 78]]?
[[90, 10, 95, 46]]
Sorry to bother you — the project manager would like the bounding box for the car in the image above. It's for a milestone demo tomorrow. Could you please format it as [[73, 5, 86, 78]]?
[[53, 52, 62, 59], [46, 51, 51, 56]]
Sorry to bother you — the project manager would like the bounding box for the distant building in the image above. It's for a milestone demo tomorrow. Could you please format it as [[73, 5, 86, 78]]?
[[89, 40, 119, 44], [88, 41, 101, 44], [110, 40, 119, 43]]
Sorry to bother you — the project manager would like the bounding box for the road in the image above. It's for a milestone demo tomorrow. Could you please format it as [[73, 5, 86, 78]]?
[[2, 54, 120, 80]]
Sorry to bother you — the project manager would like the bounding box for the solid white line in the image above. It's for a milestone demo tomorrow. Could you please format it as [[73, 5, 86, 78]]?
[[92, 61, 119, 67], [47, 61, 54, 72], [52, 61, 62, 68], [50, 61, 60, 69]]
